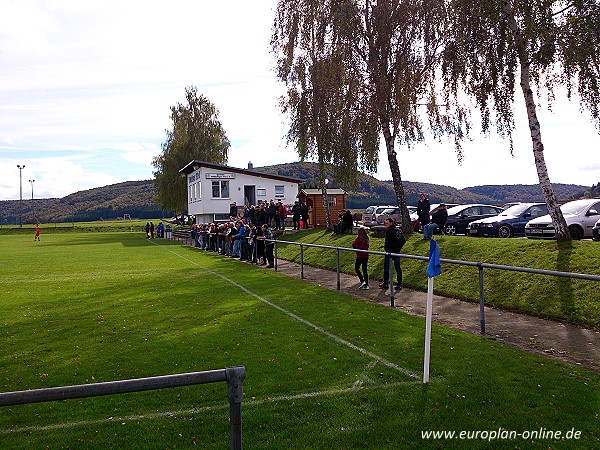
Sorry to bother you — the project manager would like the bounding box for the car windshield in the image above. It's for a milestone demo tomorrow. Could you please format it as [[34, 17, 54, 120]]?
[[503, 204, 531, 215], [560, 200, 594, 215], [446, 205, 467, 215]]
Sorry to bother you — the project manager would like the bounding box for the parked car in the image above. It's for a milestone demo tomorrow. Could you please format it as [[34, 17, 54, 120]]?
[[376, 206, 417, 226], [525, 198, 600, 240], [410, 203, 459, 231], [442, 204, 504, 235], [362, 205, 396, 227], [501, 202, 522, 210], [467, 203, 548, 238], [593, 218, 600, 241]]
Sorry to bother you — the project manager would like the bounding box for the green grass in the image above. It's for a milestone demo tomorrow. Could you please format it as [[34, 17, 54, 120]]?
[[0, 218, 164, 234], [275, 230, 600, 329], [0, 232, 598, 449]]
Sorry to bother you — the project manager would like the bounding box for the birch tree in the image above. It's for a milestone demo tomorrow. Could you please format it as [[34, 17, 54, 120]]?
[[442, 0, 600, 240], [272, 0, 379, 230], [273, 0, 463, 234]]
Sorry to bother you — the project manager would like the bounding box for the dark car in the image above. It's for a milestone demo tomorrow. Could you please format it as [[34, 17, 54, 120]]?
[[443, 204, 504, 236], [467, 203, 548, 238], [592, 218, 600, 241]]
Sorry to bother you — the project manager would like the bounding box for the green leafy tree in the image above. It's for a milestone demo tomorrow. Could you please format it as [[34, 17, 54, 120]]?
[[153, 86, 230, 214], [442, 0, 600, 240]]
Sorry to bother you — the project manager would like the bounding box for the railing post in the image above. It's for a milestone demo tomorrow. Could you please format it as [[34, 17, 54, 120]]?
[[300, 244, 304, 280], [478, 263, 485, 335], [274, 240, 278, 271], [336, 248, 341, 290], [226, 366, 245, 450], [389, 254, 395, 307]]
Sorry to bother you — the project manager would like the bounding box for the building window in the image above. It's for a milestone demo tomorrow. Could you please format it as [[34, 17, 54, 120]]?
[[212, 180, 229, 199], [257, 188, 266, 197], [275, 185, 284, 199], [323, 196, 337, 207]]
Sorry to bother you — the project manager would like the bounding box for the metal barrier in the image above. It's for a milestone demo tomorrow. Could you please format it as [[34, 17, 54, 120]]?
[[0, 366, 246, 450], [272, 239, 600, 335]]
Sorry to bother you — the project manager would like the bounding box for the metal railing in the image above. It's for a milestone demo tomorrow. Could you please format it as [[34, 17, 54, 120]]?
[[0, 366, 246, 450], [271, 239, 600, 335]]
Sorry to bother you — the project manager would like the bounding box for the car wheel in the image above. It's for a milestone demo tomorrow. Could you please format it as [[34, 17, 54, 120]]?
[[496, 225, 512, 238], [568, 226, 583, 240], [444, 224, 457, 236]]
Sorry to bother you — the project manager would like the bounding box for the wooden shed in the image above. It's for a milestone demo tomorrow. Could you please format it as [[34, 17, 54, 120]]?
[[297, 188, 347, 229]]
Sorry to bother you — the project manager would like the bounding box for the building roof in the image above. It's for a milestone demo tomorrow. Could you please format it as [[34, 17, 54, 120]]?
[[179, 160, 304, 184], [299, 188, 346, 196]]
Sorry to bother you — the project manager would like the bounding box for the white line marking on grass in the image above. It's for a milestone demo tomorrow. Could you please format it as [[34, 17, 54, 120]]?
[[0, 380, 423, 434], [158, 245, 419, 380]]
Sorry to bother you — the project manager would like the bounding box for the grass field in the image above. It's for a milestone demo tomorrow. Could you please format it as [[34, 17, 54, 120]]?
[[0, 232, 599, 449], [275, 229, 600, 329]]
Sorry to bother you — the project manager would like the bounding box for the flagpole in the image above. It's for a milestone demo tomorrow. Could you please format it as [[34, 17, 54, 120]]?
[[423, 276, 434, 383]]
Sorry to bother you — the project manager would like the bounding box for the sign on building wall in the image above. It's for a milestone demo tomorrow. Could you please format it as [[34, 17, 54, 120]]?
[[206, 173, 235, 179]]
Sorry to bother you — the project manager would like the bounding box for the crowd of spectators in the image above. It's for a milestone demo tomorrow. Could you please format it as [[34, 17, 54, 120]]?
[[184, 199, 305, 268]]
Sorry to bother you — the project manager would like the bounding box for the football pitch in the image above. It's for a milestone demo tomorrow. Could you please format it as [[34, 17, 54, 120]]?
[[0, 233, 598, 449]]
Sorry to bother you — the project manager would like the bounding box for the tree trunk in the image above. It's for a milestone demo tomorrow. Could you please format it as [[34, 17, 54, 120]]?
[[381, 122, 412, 234], [318, 164, 332, 230], [503, 0, 570, 241]]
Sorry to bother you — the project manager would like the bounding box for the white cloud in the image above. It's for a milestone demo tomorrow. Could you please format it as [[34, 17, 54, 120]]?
[[0, 0, 598, 203]]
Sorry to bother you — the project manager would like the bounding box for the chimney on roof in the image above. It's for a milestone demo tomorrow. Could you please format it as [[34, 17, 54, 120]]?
[[248, 162, 253, 170]]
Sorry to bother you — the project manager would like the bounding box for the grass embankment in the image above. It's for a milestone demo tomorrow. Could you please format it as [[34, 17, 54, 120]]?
[[0, 232, 598, 449], [274, 229, 600, 329]]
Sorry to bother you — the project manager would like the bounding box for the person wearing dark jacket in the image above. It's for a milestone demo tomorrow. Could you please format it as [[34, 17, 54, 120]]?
[[379, 218, 405, 290], [423, 204, 448, 240], [417, 193, 431, 228]]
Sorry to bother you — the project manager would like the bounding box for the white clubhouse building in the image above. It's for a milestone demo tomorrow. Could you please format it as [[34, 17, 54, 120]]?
[[179, 160, 303, 224]]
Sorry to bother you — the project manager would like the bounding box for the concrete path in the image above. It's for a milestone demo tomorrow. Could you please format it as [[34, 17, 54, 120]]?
[[273, 259, 600, 373]]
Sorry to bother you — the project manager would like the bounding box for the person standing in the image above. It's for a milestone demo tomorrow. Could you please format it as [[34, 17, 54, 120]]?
[[379, 218, 406, 290], [261, 224, 275, 268], [417, 193, 431, 229], [352, 227, 370, 289], [34, 223, 41, 241], [291, 202, 300, 230], [229, 202, 238, 220]]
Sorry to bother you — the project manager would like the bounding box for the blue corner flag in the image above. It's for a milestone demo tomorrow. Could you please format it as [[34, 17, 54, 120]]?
[[426, 239, 442, 277]]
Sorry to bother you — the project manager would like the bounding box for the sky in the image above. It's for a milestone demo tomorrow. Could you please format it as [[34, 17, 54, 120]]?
[[1, 0, 599, 202]]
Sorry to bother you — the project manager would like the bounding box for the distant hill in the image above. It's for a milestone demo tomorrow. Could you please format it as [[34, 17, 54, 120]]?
[[0, 162, 594, 224], [253, 162, 591, 208], [0, 181, 169, 225]]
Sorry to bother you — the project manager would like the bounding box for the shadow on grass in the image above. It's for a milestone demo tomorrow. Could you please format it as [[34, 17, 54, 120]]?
[[41, 233, 161, 248], [555, 240, 575, 319]]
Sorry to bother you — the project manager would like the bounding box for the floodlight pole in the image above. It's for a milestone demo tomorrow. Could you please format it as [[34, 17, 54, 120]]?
[[29, 179, 35, 223], [17, 165, 25, 227]]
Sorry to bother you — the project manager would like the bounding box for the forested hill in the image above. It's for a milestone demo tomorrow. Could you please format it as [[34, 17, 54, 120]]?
[[0, 162, 595, 224], [253, 162, 593, 208], [0, 180, 167, 225]]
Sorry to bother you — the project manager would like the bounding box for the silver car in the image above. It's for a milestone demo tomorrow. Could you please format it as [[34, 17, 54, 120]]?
[[376, 206, 417, 226], [362, 205, 396, 227], [525, 198, 600, 240]]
